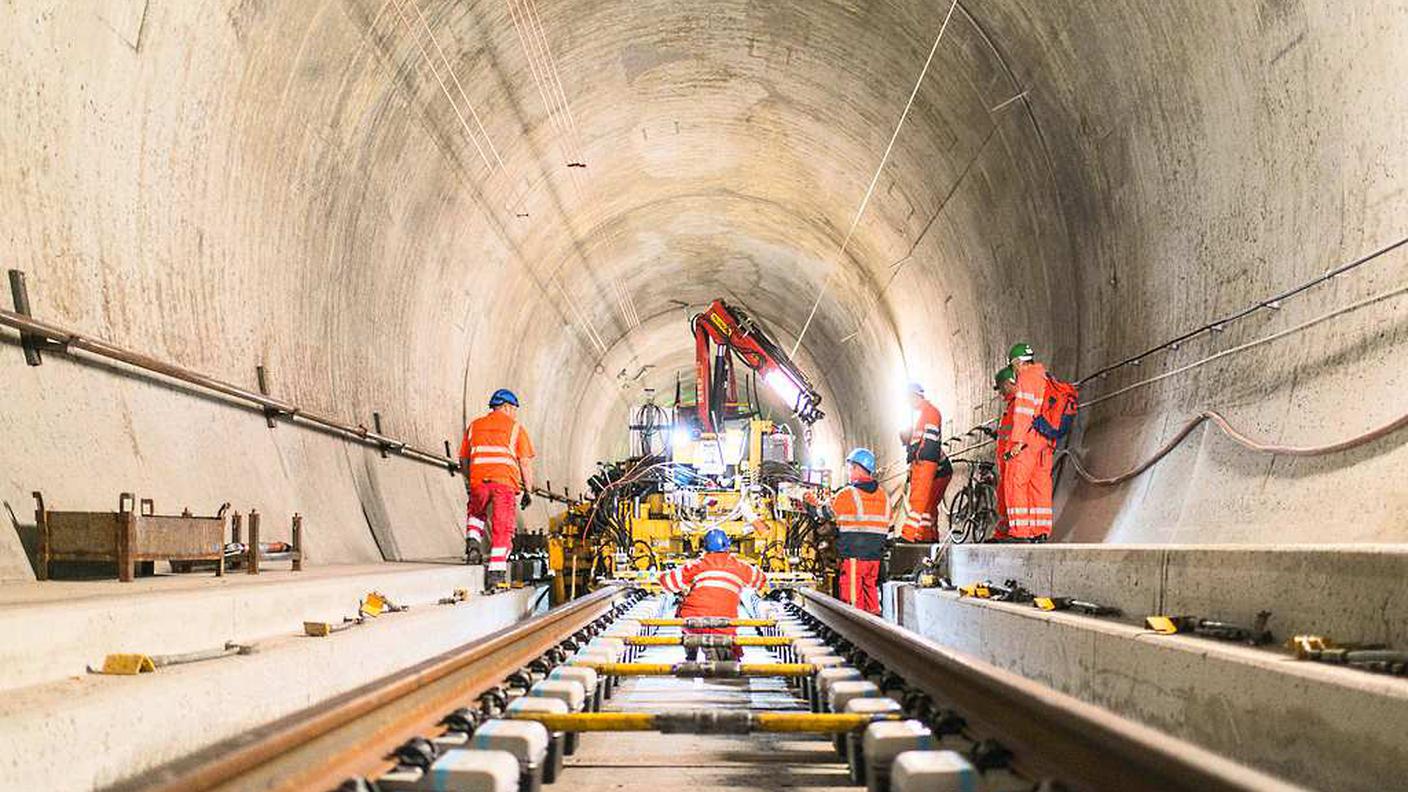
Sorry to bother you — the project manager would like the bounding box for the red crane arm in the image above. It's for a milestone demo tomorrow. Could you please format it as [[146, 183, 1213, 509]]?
[[691, 299, 824, 433]]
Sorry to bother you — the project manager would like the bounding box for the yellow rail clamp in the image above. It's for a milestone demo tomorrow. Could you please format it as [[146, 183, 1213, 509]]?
[[98, 653, 156, 675], [1145, 616, 1180, 635], [637, 618, 777, 628], [958, 583, 991, 599], [622, 635, 792, 647], [507, 710, 901, 734], [1033, 597, 1058, 611], [360, 591, 400, 617]]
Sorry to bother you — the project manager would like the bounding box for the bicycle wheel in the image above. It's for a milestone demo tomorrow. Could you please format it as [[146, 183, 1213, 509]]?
[[970, 484, 997, 543], [948, 488, 973, 544]]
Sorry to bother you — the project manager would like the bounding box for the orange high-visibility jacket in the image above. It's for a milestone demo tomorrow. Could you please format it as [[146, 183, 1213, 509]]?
[[659, 552, 767, 618], [831, 481, 891, 560], [996, 394, 1016, 459], [1009, 363, 1049, 449], [459, 410, 535, 487], [908, 398, 944, 463]]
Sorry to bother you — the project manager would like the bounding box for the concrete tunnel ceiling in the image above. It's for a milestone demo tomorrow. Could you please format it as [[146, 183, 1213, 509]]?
[[3, 0, 1406, 573]]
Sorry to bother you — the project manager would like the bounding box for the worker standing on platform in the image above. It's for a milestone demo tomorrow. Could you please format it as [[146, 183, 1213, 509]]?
[[1002, 344, 1053, 541], [899, 383, 952, 542], [828, 448, 891, 614], [459, 388, 536, 590], [658, 529, 767, 661], [991, 367, 1017, 541]]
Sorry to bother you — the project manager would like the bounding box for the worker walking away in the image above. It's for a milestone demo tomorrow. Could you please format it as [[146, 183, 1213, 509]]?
[[828, 448, 891, 614], [899, 383, 952, 542], [1001, 344, 1056, 541], [991, 367, 1017, 541], [657, 529, 767, 661], [459, 388, 536, 591]]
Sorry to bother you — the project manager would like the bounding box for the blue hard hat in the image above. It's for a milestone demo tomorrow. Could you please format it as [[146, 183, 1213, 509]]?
[[907, 382, 925, 396], [703, 528, 731, 553], [488, 388, 519, 408], [845, 448, 877, 475]]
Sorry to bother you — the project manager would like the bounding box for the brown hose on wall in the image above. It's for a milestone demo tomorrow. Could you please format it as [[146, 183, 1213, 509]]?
[[1058, 409, 1408, 487]]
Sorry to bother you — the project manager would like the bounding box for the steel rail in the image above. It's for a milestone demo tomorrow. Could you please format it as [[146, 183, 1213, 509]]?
[[0, 308, 458, 472], [795, 589, 1305, 792], [120, 586, 625, 792]]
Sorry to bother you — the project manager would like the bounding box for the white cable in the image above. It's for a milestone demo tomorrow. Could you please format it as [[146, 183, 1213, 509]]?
[[791, 0, 961, 357], [525, 0, 585, 151], [388, 0, 493, 169], [407, 0, 506, 169], [1081, 283, 1408, 410]]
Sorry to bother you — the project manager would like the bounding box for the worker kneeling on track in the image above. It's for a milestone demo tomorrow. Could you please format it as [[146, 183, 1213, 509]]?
[[459, 388, 537, 591], [899, 382, 952, 542], [657, 529, 767, 662], [828, 448, 892, 615]]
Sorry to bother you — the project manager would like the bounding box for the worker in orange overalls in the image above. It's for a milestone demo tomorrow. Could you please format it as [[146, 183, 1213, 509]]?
[[459, 388, 536, 590], [991, 367, 1017, 541], [1001, 344, 1053, 541], [828, 448, 891, 614], [658, 529, 767, 661], [899, 384, 952, 542]]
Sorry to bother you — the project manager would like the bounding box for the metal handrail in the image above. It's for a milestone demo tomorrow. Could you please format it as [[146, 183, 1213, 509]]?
[[0, 307, 458, 472]]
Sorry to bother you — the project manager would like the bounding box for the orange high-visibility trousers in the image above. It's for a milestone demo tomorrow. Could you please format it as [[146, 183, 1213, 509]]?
[[992, 457, 1010, 539], [838, 558, 881, 614], [467, 482, 518, 571], [1001, 442, 1053, 539], [901, 460, 952, 542]]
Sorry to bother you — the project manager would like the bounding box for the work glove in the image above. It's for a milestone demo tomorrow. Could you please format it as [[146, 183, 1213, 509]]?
[[905, 446, 917, 464], [519, 491, 532, 510]]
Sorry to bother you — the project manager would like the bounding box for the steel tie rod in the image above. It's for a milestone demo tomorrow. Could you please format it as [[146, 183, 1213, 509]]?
[[506, 711, 900, 734], [577, 662, 815, 678]]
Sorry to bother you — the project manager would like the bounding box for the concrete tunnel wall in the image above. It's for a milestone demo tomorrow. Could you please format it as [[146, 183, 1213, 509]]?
[[1, 1, 1405, 581]]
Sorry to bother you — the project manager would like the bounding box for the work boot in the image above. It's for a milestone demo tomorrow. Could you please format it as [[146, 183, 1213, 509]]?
[[465, 537, 483, 566], [484, 569, 507, 593]]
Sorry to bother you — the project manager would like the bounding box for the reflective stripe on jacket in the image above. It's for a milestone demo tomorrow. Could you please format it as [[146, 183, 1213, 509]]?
[[459, 411, 535, 486], [831, 481, 891, 560], [658, 552, 767, 618], [909, 398, 945, 463], [996, 394, 1016, 459], [1009, 363, 1048, 449]]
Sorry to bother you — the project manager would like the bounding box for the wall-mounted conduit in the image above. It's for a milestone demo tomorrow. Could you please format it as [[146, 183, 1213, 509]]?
[[921, 235, 1408, 486], [0, 305, 459, 474]]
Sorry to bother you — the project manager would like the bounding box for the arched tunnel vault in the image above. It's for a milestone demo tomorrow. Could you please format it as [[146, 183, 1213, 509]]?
[[1, 0, 1405, 578]]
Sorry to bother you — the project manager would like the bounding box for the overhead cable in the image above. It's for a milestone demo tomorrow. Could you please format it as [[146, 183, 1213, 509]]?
[[791, 0, 961, 357]]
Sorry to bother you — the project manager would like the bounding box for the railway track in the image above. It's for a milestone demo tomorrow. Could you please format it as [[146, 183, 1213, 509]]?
[[116, 585, 1302, 792]]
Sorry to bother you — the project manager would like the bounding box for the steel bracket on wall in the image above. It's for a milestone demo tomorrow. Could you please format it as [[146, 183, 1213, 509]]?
[[7, 270, 65, 366]]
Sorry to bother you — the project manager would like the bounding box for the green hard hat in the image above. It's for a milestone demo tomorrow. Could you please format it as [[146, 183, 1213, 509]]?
[[1008, 342, 1035, 362], [994, 366, 1016, 388]]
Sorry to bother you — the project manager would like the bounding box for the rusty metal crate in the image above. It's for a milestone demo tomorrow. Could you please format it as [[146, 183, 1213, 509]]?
[[33, 492, 226, 582]]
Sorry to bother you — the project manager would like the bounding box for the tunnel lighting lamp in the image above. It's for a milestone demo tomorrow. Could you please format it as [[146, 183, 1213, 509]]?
[[763, 370, 803, 410]]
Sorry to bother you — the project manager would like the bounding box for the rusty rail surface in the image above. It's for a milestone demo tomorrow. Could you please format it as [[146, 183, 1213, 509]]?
[[120, 586, 626, 792], [794, 588, 1304, 792], [0, 307, 457, 472]]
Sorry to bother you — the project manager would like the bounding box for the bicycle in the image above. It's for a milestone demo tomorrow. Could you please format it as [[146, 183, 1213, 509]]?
[[947, 458, 999, 544]]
